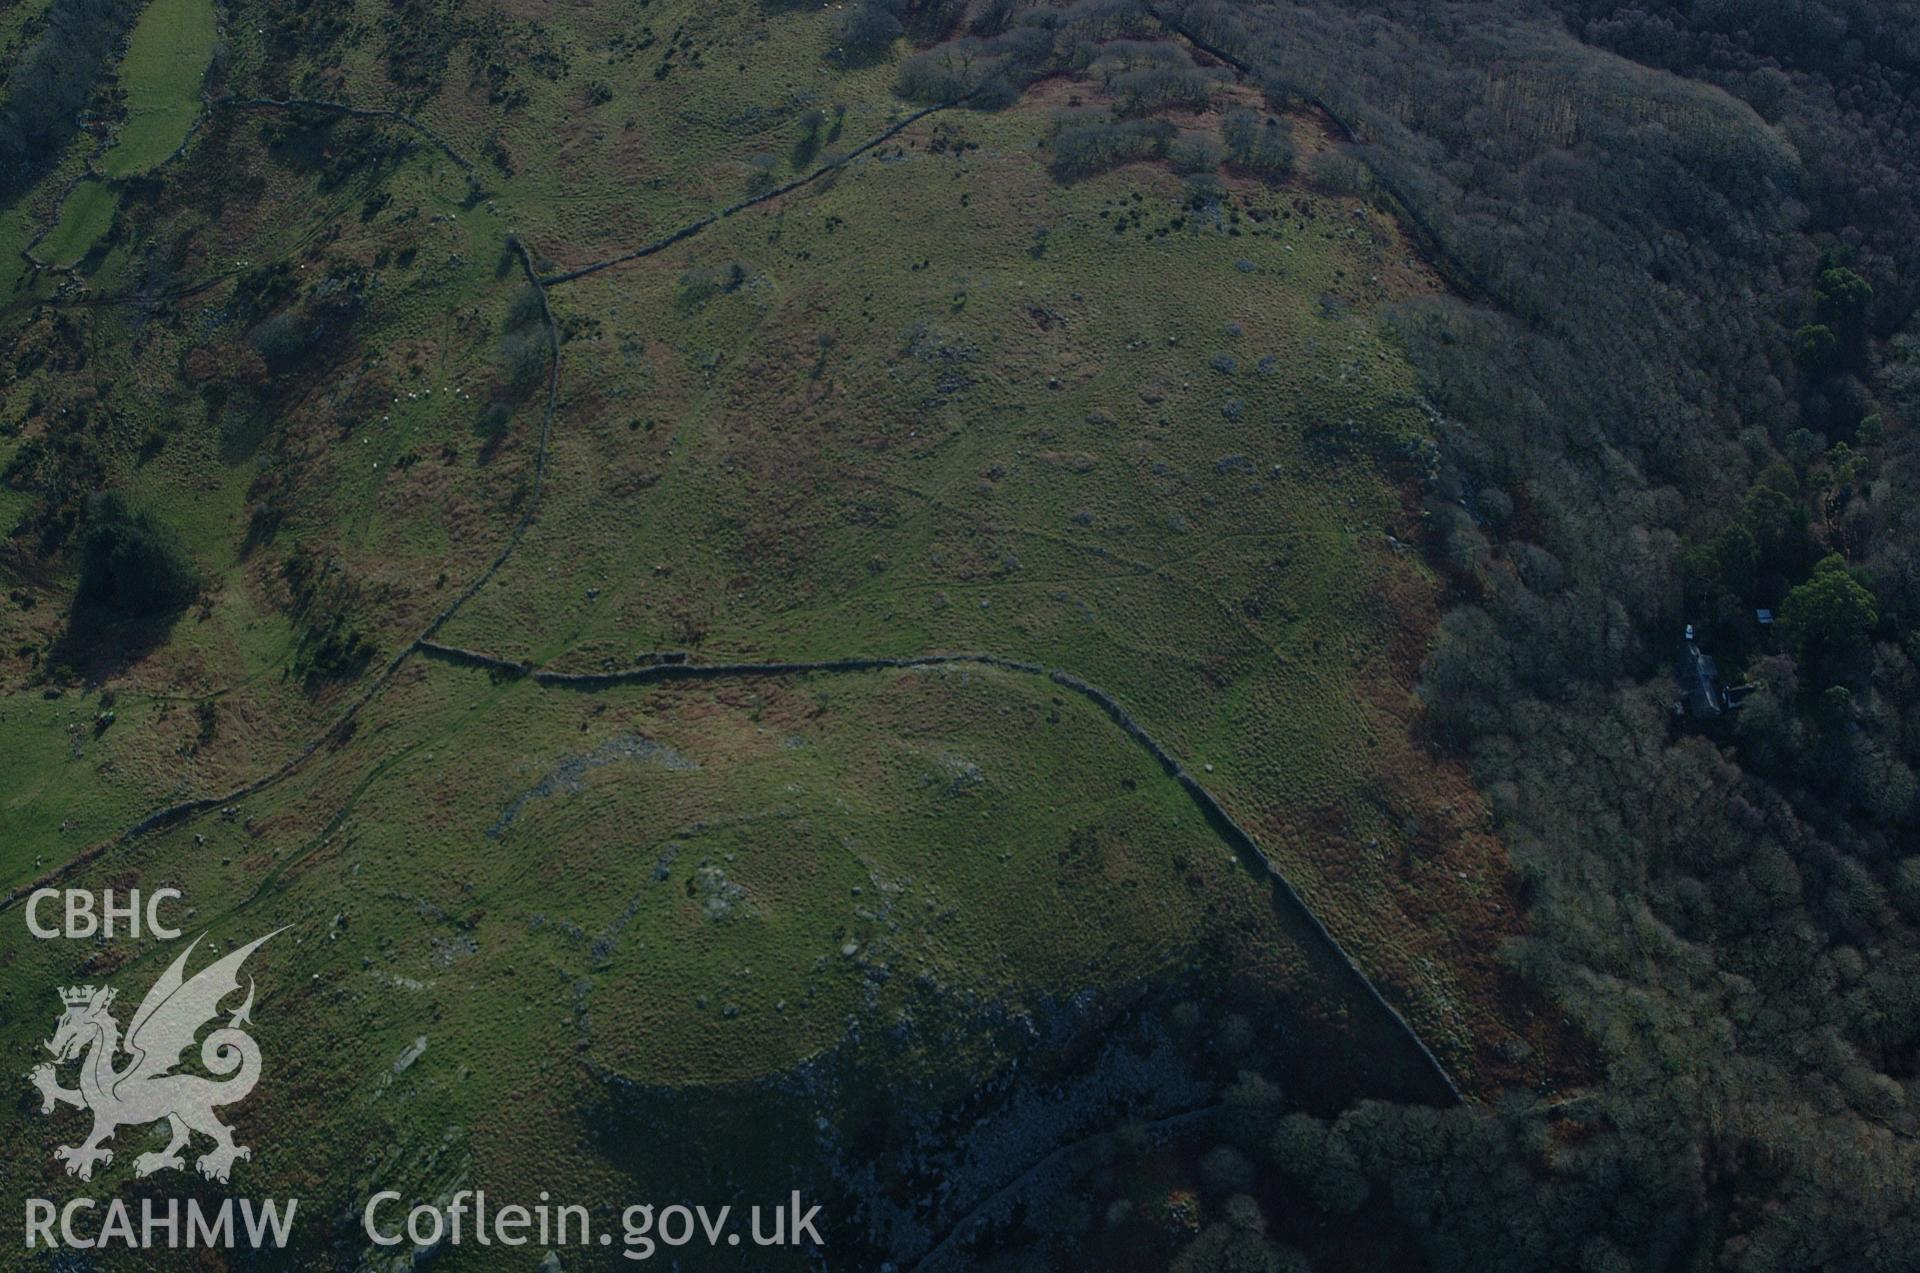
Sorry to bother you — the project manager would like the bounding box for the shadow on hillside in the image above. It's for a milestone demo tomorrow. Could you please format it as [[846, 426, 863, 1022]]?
[[43, 493, 204, 682], [44, 601, 190, 684]]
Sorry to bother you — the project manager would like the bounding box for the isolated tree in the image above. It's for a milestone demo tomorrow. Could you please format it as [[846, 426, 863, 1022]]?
[[77, 493, 201, 616], [837, 0, 902, 62], [792, 108, 826, 167], [1780, 554, 1877, 663]]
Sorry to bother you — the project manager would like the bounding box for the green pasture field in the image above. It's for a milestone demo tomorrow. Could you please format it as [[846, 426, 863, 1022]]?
[[34, 179, 118, 268], [19, 0, 217, 269], [100, 0, 218, 178]]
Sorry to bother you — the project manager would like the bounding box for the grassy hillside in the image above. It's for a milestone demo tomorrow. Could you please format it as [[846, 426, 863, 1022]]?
[[0, 1, 1672, 1268]]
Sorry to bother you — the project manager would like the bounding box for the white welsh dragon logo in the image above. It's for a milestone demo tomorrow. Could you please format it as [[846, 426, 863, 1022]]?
[[26, 929, 283, 1183]]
